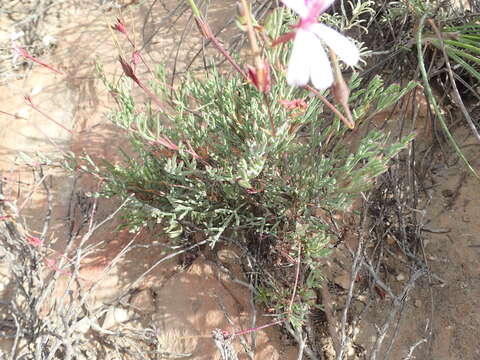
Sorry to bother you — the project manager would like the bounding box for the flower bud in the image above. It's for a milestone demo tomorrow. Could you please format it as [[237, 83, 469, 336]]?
[[246, 59, 271, 93]]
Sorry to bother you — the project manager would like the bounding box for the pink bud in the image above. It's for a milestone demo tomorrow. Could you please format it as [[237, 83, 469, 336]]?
[[131, 50, 141, 66], [113, 18, 128, 36], [271, 31, 296, 47], [246, 59, 271, 93], [119, 56, 140, 85]]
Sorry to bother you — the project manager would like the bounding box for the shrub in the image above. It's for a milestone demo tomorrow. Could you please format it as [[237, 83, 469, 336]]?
[[70, 2, 416, 328]]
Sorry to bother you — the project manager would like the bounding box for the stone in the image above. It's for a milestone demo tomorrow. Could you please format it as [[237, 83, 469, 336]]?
[[131, 289, 155, 313], [217, 248, 239, 265], [75, 317, 92, 334], [334, 272, 351, 290], [102, 307, 131, 329]]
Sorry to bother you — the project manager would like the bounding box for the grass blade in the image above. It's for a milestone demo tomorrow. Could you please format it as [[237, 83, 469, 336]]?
[[417, 15, 479, 180]]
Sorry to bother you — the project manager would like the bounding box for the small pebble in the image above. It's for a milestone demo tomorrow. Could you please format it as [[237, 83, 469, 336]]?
[[31, 85, 43, 96], [42, 35, 57, 47], [16, 108, 29, 119], [75, 317, 91, 334], [10, 31, 24, 41], [103, 307, 131, 329]]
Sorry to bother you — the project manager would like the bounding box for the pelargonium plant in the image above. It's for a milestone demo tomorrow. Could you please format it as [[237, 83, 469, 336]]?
[[75, 0, 416, 333]]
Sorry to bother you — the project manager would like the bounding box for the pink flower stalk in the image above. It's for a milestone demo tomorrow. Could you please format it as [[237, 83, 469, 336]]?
[[281, 0, 359, 89], [24, 95, 73, 134], [13, 45, 64, 75], [155, 135, 179, 151], [118, 56, 164, 110]]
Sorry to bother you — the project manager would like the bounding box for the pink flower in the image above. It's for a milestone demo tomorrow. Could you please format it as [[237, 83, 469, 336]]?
[[282, 0, 359, 89]]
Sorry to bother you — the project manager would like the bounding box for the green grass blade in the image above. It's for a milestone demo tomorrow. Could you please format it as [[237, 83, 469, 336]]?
[[429, 40, 480, 82], [443, 39, 480, 56], [436, 44, 480, 66], [447, 51, 480, 83], [444, 24, 480, 33], [417, 15, 479, 180], [455, 37, 480, 47], [461, 34, 480, 42]]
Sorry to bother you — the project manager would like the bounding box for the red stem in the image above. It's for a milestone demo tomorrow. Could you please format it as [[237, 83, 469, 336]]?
[[25, 96, 73, 134], [306, 85, 354, 129], [225, 319, 285, 338], [194, 17, 248, 80]]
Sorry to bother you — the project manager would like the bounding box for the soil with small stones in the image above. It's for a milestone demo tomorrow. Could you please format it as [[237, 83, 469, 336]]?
[[1, 1, 479, 359]]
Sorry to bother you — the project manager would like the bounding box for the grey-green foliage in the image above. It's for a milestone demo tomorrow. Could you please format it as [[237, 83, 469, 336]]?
[[100, 69, 412, 238], [75, 0, 420, 325], [82, 57, 416, 324]]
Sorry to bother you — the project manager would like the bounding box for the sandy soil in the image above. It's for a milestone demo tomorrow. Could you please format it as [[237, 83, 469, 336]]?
[[349, 126, 480, 360]]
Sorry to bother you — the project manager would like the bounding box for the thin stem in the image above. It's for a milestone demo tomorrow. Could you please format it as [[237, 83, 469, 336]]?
[[25, 96, 73, 134], [0, 110, 25, 119], [188, 3, 247, 80], [226, 319, 285, 337], [263, 93, 276, 136], [186, 0, 201, 18], [240, 0, 261, 59], [288, 244, 301, 314], [306, 85, 353, 128], [329, 50, 355, 129], [240, 0, 266, 85], [197, 17, 247, 80]]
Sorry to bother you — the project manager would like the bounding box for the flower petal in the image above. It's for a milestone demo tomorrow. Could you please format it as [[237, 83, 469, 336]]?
[[309, 0, 335, 17], [282, 0, 309, 18], [310, 42, 333, 89], [311, 23, 360, 66], [287, 29, 315, 87]]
